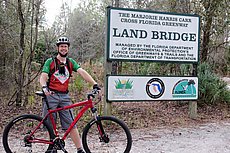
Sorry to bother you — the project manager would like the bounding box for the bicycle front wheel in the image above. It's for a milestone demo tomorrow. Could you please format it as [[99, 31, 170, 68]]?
[[82, 116, 132, 153], [2, 114, 55, 153]]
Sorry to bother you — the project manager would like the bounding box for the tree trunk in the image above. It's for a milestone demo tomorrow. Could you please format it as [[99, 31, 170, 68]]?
[[25, 0, 42, 106], [200, 0, 218, 62], [16, 0, 25, 106], [201, 17, 212, 62], [25, 0, 35, 105], [169, 0, 190, 75]]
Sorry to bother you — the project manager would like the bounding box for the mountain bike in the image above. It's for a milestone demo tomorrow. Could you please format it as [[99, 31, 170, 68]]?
[[2, 90, 132, 153]]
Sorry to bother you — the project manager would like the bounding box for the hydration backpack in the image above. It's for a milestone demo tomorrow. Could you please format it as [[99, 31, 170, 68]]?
[[48, 57, 73, 80]]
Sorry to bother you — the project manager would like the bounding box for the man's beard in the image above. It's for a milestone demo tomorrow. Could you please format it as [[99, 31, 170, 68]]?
[[58, 51, 68, 57]]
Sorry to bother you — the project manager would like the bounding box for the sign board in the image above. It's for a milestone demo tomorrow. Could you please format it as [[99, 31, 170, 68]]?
[[107, 7, 200, 63], [107, 75, 198, 101]]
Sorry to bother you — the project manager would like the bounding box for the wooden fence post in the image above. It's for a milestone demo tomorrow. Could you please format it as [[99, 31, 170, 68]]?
[[189, 101, 197, 119], [104, 3, 120, 116], [103, 61, 113, 116], [189, 63, 198, 119]]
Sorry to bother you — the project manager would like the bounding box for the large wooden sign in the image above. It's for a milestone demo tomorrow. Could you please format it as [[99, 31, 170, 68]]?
[[107, 7, 200, 63]]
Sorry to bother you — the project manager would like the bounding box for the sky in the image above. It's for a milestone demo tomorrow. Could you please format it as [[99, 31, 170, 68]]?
[[44, 0, 80, 26]]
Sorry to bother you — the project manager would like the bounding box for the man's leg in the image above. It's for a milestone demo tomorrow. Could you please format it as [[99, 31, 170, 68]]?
[[60, 112, 84, 151], [58, 93, 84, 152], [70, 128, 82, 149], [42, 96, 57, 128]]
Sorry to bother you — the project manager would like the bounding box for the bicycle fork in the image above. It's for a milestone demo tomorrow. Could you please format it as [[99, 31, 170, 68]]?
[[91, 108, 109, 143]]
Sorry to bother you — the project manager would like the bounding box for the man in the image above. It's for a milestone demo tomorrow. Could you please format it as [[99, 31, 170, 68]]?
[[40, 36, 100, 153]]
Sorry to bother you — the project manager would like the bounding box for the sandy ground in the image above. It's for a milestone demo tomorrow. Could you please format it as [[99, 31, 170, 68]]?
[[1, 120, 230, 153], [130, 121, 230, 153]]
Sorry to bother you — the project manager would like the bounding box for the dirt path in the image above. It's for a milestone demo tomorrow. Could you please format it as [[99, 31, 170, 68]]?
[[131, 121, 230, 153], [1, 120, 230, 153]]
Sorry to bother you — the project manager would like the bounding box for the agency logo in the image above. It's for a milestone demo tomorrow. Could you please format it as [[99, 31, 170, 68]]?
[[114, 79, 133, 89], [146, 78, 165, 99], [172, 79, 197, 98], [112, 78, 134, 99]]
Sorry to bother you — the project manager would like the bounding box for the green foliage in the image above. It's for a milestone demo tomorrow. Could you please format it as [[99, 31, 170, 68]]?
[[121, 62, 193, 76], [69, 75, 85, 95], [138, 62, 159, 75], [198, 62, 230, 105], [34, 41, 46, 64], [28, 95, 35, 106], [179, 64, 192, 75], [31, 62, 41, 71], [84, 67, 94, 89]]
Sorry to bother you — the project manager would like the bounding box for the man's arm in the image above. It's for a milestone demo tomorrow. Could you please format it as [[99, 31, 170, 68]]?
[[39, 72, 52, 95], [40, 72, 49, 87], [77, 68, 97, 85]]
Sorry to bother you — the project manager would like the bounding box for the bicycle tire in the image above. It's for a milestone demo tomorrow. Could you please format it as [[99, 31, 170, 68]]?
[[82, 116, 132, 153], [2, 114, 56, 153]]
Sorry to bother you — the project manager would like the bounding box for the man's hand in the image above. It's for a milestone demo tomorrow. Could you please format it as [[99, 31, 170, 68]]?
[[42, 86, 52, 96], [93, 84, 101, 91], [93, 84, 102, 101]]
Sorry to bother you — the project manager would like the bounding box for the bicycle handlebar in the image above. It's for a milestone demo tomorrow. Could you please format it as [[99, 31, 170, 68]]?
[[87, 89, 100, 100]]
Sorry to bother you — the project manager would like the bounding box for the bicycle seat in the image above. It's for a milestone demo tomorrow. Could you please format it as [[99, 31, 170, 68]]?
[[35, 91, 45, 97]]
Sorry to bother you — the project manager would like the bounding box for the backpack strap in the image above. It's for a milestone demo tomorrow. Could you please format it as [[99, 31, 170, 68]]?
[[66, 57, 72, 77], [47, 57, 57, 87], [48, 57, 58, 78]]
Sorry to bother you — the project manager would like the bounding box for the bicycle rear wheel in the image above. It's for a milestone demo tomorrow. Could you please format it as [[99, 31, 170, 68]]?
[[2, 114, 56, 153], [82, 116, 132, 153]]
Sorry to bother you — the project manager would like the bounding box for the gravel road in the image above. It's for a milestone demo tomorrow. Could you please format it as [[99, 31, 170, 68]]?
[[131, 121, 230, 153], [1, 121, 230, 153]]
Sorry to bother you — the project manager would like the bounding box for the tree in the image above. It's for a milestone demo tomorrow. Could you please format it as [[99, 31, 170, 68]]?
[[0, 0, 45, 106], [16, 0, 26, 106], [52, 2, 71, 35], [25, 0, 44, 105], [67, 0, 105, 63]]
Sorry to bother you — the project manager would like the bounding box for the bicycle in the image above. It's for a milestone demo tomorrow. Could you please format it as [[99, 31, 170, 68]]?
[[2, 90, 132, 153]]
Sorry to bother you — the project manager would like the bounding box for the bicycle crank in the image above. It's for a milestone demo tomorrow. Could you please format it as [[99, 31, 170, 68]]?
[[53, 138, 68, 153]]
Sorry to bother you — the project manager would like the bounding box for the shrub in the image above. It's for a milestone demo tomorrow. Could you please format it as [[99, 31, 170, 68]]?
[[198, 62, 230, 105]]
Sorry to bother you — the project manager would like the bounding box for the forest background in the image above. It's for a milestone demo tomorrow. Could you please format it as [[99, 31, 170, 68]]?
[[0, 0, 230, 131]]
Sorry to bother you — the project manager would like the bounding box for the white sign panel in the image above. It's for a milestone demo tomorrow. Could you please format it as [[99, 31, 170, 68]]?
[[107, 7, 200, 63], [107, 75, 198, 101]]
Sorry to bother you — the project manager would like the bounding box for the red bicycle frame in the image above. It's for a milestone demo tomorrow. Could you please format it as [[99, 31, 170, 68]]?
[[27, 97, 94, 144]]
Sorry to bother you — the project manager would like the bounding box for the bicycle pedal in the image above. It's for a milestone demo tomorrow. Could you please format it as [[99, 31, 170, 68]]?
[[25, 143, 32, 147]]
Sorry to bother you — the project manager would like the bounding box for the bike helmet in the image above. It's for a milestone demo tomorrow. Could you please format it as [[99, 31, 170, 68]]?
[[56, 36, 70, 46]]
